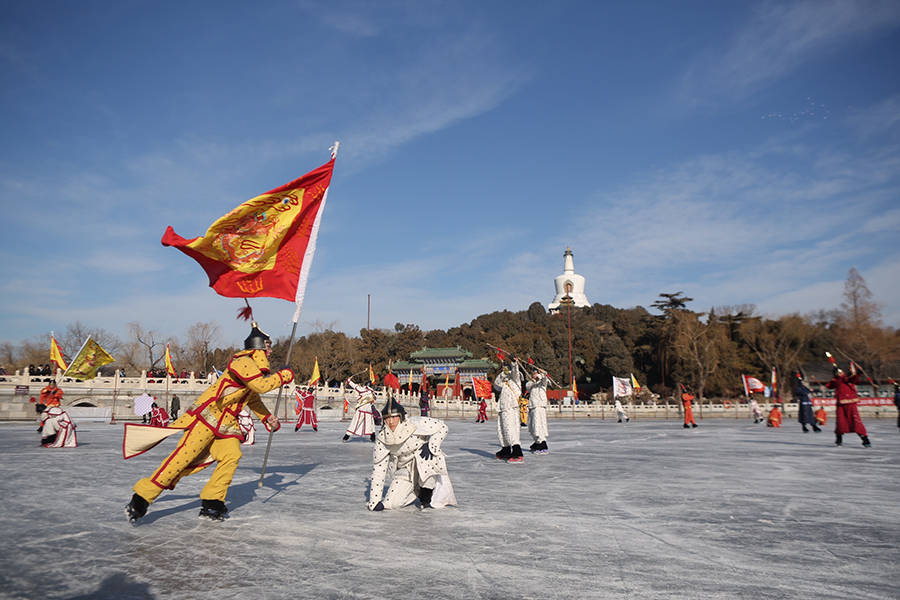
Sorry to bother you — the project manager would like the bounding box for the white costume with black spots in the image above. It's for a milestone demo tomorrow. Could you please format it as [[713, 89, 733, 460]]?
[[526, 372, 550, 443], [367, 416, 456, 510], [494, 363, 522, 449]]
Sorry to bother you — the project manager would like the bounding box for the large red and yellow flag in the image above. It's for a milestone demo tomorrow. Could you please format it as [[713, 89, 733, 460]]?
[[165, 344, 177, 377], [64, 337, 115, 381], [50, 336, 67, 372], [161, 157, 336, 302], [369, 363, 378, 384]]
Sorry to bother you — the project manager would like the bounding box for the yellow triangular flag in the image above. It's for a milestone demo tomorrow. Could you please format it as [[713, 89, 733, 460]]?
[[308, 357, 321, 386], [50, 335, 68, 371]]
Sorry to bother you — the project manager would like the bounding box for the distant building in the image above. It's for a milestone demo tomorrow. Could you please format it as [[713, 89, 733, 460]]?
[[548, 247, 590, 313], [391, 347, 496, 390]]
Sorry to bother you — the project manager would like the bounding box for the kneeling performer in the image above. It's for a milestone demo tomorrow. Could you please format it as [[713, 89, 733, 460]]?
[[367, 398, 456, 511]]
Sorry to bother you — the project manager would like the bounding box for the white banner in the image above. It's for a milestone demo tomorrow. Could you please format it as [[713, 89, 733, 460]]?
[[612, 376, 633, 398]]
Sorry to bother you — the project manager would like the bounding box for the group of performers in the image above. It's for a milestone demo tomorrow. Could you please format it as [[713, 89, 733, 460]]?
[[27, 319, 888, 523]]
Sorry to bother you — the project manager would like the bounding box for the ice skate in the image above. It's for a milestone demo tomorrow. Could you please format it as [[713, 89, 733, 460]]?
[[861, 435, 871, 448], [506, 444, 524, 463], [683, 423, 690, 429], [802, 425, 809, 433], [198, 499, 229, 521], [495, 446, 511, 460], [691, 423, 698, 428], [342, 434, 350, 442], [835, 434, 843, 447], [125, 493, 149, 523], [370, 433, 376, 442], [535, 441, 549, 455]]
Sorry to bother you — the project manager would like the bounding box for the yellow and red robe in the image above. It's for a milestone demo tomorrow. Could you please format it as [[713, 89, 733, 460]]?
[[125, 349, 292, 503]]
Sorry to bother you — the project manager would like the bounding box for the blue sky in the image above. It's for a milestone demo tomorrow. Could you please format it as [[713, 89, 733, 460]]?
[[2, 0, 899, 349]]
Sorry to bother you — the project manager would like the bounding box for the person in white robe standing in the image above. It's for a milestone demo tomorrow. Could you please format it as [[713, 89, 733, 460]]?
[[368, 398, 456, 511], [614, 398, 630, 423], [493, 361, 524, 462], [343, 377, 377, 442], [526, 370, 550, 453]]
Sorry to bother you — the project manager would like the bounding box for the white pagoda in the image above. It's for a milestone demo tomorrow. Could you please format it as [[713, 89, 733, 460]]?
[[548, 247, 590, 313]]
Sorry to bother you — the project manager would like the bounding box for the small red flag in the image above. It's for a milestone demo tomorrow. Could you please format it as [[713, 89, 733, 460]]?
[[496, 350, 505, 361]]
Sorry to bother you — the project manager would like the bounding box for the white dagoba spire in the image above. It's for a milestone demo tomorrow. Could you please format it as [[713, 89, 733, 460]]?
[[548, 247, 590, 313]]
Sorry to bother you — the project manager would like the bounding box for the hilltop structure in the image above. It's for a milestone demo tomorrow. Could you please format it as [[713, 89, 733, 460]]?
[[548, 247, 590, 313]]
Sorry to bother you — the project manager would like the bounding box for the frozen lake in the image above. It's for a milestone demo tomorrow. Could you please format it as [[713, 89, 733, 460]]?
[[1, 416, 898, 599]]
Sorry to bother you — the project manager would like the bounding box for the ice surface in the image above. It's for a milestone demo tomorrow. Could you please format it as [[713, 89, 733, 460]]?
[[1, 417, 898, 599]]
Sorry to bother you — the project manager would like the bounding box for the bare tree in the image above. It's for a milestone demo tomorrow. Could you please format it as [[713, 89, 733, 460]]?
[[672, 311, 725, 402], [184, 322, 222, 374], [833, 268, 898, 381], [740, 315, 821, 399], [127, 322, 165, 370]]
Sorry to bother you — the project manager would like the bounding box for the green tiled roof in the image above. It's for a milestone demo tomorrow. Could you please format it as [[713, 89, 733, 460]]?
[[409, 346, 473, 359], [459, 359, 497, 369]]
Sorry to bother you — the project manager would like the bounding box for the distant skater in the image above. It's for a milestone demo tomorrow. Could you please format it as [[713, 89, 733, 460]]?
[[525, 370, 550, 453], [893, 382, 900, 429], [749, 395, 763, 424], [794, 372, 820, 433], [476, 398, 488, 423], [815, 405, 827, 428], [826, 361, 871, 448], [681, 388, 697, 428], [494, 361, 524, 462], [343, 378, 377, 442], [614, 398, 630, 423], [766, 404, 783, 428]]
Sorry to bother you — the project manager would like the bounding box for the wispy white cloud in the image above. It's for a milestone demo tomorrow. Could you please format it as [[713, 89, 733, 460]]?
[[564, 138, 900, 324], [680, 0, 900, 103], [847, 93, 900, 140]]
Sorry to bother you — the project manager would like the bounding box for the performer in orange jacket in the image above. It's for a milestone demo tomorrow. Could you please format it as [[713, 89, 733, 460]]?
[[124, 322, 292, 522], [826, 362, 871, 448], [814, 406, 827, 427], [682, 389, 697, 428], [39, 382, 63, 407], [766, 404, 783, 427]]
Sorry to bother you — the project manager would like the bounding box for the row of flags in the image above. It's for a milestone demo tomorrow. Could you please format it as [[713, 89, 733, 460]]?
[[49, 335, 170, 381], [49, 334, 116, 381]]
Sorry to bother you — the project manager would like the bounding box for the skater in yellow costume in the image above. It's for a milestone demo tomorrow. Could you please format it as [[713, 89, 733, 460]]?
[[125, 322, 293, 522]]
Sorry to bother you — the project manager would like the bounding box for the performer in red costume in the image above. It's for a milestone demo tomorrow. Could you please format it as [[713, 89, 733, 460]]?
[[825, 361, 871, 448], [294, 386, 318, 432]]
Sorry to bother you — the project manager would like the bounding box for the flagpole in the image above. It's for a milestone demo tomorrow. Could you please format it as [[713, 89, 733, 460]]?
[[258, 141, 339, 489], [110, 369, 119, 425]]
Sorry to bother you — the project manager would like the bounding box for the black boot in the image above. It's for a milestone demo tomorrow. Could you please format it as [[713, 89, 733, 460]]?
[[861, 435, 871, 448], [370, 433, 376, 442], [125, 493, 149, 523], [529, 441, 539, 452], [802, 425, 809, 433], [199, 499, 229, 521], [418, 487, 434, 509], [813, 424, 821, 432], [40, 435, 56, 446], [683, 423, 690, 429], [536, 440, 549, 454], [691, 423, 698, 428], [342, 434, 350, 442], [508, 444, 524, 463], [495, 446, 511, 460], [835, 433, 843, 447]]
